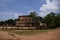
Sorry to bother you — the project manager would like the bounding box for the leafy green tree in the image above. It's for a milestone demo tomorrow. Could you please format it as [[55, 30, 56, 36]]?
[[29, 12, 40, 27], [4, 19, 15, 26], [29, 12, 39, 22], [0, 21, 4, 26], [55, 14, 60, 26], [44, 12, 56, 28], [0, 19, 16, 26]]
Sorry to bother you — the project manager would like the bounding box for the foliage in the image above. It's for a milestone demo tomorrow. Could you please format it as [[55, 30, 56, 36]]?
[[44, 12, 60, 28], [29, 12, 40, 26], [0, 21, 4, 26], [44, 12, 56, 24], [0, 19, 16, 26], [55, 14, 60, 26], [29, 12, 39, 22]]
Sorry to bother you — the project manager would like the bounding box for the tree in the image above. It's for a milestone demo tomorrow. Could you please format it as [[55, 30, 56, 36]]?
[[29, 12, 39, 22], [29, 12, 38, 16], [4, 19, 15, 26], [0, 21, 4, 26], [29, 12, 40, 28], [55, 14, 60, 26], [44, 12, 56, 28]]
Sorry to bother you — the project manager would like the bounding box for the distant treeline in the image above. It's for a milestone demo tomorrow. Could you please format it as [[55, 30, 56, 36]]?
[[44, 12, 60, 27], [0, 19, 16, 26], [0, 12, 60, 28]]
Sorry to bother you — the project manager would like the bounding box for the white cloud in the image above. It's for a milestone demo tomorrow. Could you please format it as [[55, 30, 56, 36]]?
[[14, 12, 28, 18], [39, 0, 60, 17], [0, 12, 14, 21], [0, 11, 26, 21], [14, 12, 23, 18], [14, 13, 19, 18], [28, 10, 35, 14], [46, 0, 50, 4]]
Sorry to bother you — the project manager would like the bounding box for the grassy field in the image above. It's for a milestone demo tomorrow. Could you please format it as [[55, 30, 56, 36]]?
[[0, 29, 51, 35]]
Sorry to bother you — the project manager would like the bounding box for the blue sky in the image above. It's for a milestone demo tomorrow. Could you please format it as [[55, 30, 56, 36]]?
[[0, 0, 60, 21]]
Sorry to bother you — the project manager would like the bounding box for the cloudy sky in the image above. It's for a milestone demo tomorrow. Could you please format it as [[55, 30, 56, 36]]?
[[0, 0, 60, 21]]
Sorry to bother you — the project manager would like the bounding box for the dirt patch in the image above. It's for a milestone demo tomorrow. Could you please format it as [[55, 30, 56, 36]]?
[[0, 31, 20, 40], [0, 28, 60, 40], [19, 28, 60, 40]]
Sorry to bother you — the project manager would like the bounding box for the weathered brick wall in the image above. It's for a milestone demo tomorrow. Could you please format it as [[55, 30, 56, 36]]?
[[16, 16, 35, 27]]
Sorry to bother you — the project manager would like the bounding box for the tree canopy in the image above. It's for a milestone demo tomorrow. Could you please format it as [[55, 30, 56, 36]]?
[[0, 19, 16, 26], [44, 12, 60, 28]]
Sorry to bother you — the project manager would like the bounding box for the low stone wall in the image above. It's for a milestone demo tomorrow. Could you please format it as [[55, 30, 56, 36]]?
[[19, 27, 37, 29], [0, 26, 38, 30]]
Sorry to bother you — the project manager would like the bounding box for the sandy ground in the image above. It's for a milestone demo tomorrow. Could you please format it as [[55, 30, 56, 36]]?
[[0, 28, 60, 40]]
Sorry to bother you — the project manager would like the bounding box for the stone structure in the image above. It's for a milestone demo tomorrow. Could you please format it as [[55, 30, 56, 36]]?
[[16, 15, 39, 29]]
